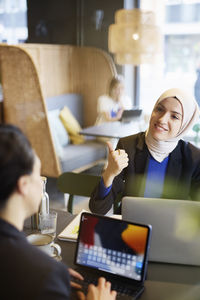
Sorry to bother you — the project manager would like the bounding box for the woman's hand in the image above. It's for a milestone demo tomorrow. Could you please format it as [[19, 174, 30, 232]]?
[[102, 141, 129, 187], [116, 107, 124, 120], [76, 277, 117, 300], [68, 268, 84, 290], [103, 107, 124, 122]]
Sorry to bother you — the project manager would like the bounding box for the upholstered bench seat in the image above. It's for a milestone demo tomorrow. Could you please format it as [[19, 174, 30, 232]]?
[[46, 93, 107, 173], [60, 141, 107, 172]]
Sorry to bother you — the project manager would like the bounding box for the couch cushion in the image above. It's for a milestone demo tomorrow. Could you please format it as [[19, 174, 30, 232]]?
[[48, 109, 69, 147], [46, 94, 83, 127], [48, 109, 70, 158], [60, 140, 107, 172], [59, 106, 85, 145]]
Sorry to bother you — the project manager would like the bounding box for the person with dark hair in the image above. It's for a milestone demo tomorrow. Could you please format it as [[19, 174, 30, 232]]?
[[89, 88, 200, 215], [0, 124, 116, 300], [95, 75, 132, 125]]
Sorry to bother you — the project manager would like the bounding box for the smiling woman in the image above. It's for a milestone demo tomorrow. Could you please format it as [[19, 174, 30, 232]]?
[[149, 98, 183, 141], [89, 88, 200, 215], [145, 89, 199, 162]]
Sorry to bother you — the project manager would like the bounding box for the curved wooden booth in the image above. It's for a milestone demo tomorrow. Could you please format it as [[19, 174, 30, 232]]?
[[0, 44, 116, 177]]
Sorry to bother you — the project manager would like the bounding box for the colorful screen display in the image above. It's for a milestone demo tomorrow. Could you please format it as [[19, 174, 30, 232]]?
[[76, 214, 150, 281]]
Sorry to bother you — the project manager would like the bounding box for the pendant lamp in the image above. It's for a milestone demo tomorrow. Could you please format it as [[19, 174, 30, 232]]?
[[108, 8, 161, 65]]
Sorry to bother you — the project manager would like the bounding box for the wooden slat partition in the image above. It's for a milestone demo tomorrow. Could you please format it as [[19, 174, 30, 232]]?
[[19, 44, 117, 126], [0, 45, 61, 177]]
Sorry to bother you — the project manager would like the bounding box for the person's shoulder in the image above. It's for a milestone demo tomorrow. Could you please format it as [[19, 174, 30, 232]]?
[[24, 243, 70, 296], [0, 234, 70, 299], [123, 95, 132, 109], [10, 235, 67, 275], [188, 142, 200, 157], [98, 94, 110, 101], [179, 140, 200, 161], [120, 131, 144, 142], [118, 132, 144, 148], [98, 95, 114, 106]]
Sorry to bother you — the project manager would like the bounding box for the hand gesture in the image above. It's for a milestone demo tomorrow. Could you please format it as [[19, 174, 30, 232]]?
[[76, 277, 116, 300], [103, 141, 129, 187], [116, 107, 124, 120], [68, 268, 84, 290]]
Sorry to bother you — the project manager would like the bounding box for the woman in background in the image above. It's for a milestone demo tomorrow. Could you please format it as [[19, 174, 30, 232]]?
[[0, 124, 116, 300], [89, 88, 200, 215], [95, 75, 132, 125]]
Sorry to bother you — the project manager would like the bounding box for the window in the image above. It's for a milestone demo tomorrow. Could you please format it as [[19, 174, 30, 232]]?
[[0, 0, 27, 44], [140, 0, 200, 115]]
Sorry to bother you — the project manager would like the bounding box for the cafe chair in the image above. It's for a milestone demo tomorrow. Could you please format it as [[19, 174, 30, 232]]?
[[57, 172, 101, 214]]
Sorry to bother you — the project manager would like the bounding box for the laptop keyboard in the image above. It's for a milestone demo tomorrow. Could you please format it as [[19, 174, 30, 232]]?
[[73, 272, 143, 298]]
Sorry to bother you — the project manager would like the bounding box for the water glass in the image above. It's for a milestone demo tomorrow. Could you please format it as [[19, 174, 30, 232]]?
[[39, 211, 57, 239]]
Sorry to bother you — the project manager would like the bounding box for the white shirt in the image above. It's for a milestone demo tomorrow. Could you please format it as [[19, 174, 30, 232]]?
[[95, 94, 132, 125]]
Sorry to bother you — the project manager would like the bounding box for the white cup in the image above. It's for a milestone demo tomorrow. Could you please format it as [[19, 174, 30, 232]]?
[[27, 233, 61, 259]]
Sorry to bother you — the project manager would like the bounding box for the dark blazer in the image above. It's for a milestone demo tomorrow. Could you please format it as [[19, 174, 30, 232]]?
[[0, 218, 71, 300], [89, 132, 200, 215]]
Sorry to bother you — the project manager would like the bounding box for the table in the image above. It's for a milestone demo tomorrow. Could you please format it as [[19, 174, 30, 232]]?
[[80, 121, 141, 139], [25, 211, 200, 300]]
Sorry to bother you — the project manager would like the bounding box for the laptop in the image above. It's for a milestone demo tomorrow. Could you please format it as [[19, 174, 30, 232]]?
[[74, 212, 152, 299], [122, 197, 200, 266], [121, 109, 142, 123]]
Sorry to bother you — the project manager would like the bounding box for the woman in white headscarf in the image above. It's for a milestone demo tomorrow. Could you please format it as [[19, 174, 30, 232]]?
[[89, 88, 200, 215]]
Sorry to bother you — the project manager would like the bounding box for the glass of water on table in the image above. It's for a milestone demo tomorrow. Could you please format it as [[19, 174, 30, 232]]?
[[39, 211, 57, 240]]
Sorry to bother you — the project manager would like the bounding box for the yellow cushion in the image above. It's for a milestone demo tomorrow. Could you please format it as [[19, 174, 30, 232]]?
[[59, 106, 85, 144]]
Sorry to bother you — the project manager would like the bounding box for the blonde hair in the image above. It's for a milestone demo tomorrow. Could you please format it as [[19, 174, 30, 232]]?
[[108, 75, 124, 97]]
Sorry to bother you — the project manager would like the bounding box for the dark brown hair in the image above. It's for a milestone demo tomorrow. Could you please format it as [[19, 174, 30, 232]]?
[[0, 124, 34, 209]]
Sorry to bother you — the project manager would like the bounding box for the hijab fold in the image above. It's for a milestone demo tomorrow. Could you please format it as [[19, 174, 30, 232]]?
[[145, 88, 200, 162]]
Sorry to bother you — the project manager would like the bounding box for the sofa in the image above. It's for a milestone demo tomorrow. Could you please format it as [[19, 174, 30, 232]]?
[[0, 43, 117, 177], [46, 93, 107, 172]]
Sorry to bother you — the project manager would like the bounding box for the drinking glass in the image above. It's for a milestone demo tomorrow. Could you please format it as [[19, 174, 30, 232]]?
[[39, 211, 57, 240]]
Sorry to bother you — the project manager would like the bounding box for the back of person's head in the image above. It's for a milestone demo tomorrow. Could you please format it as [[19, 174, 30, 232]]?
[[108, 75, 125, 97], [0, 124, 34, 209]]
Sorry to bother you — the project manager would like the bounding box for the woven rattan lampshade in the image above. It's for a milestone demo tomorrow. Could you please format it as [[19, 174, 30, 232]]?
[[108, 9, 161, 65]]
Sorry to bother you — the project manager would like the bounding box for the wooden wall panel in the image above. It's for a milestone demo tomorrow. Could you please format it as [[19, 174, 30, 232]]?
[[20, 44, 117, 126], [0, 45, 61, 177]]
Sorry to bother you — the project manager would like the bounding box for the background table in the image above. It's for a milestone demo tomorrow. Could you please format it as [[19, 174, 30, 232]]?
[[80, 121, 141, 139], [25, 211, 200, 300]]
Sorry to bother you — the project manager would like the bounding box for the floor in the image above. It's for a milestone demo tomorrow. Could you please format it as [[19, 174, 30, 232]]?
[[46, 162, 105, 215]]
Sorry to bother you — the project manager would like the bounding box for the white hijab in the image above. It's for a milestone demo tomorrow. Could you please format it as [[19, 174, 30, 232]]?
[[145, 88, 200, 162]]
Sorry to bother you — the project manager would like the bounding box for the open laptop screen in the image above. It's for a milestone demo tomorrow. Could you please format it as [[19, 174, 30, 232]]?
[[75, 212, 151, 282], [121, 109, 142, 123]]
